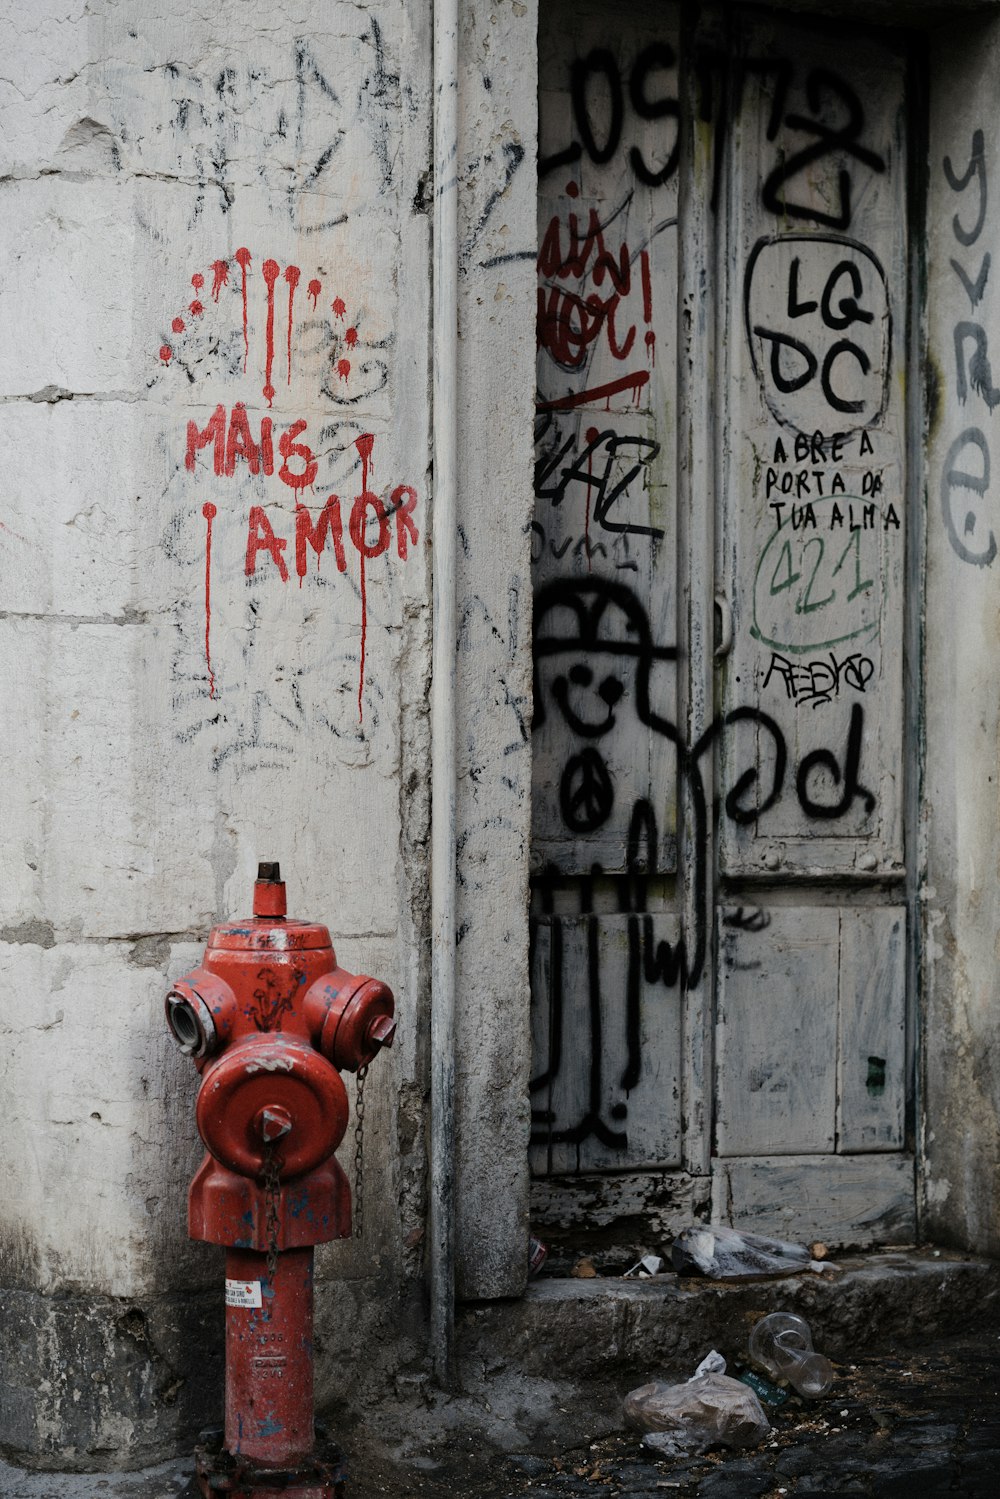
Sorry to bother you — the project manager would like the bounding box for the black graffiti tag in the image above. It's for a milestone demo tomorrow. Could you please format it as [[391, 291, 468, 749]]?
[[535, 412, 664, 539], [540, 43, 680, 188], [941, 427, 995, 568], [531, 579, 880, 1156], [760, 67, 886, 231], [560, 748, 614, 831], [942, 130, 997, 566], [745, 235, 890, 435]]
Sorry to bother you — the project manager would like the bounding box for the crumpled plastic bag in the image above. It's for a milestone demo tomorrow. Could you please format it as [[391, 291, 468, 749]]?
[[623, 1351, 770, 1457], [670, 1224, 836, 1279]]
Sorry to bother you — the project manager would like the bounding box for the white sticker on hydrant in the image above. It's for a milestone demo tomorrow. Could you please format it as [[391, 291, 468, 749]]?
[[225, 1279, 263, 1308]]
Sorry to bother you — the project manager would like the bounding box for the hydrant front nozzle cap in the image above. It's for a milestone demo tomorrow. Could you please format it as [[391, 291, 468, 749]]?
[[368, 1014, 397, 1049]]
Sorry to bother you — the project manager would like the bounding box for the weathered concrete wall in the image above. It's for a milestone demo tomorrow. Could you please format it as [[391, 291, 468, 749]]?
[[0, 0, 437, 1466], [923, 10, 1000, 1258]]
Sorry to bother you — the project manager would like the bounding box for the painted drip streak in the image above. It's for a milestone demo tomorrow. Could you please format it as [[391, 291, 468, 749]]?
[[585, 426, 599, 571], [355, 433, 375, 723], [202, 501, 218, 698], [262, 260, 280, 406], [537, 371, 649, 413], [640, 250, 655, 365], [234, 249, 251, 371], [284, 265, 300, 386]]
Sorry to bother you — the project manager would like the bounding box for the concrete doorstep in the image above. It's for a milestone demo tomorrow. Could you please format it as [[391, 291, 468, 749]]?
[[1, 1251, 997, 1498]]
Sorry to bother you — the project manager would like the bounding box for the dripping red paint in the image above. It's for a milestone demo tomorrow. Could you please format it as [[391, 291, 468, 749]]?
[[284, 265, 300, 387], [354, 433, 376, 723], [202, 501, 218, 699], [262, 259, 280, 406], [234, 248, 251, 372]]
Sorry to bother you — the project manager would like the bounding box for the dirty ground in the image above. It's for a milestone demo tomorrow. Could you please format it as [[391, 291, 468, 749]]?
[[347, 1332, 1000, 1497], [1, 1331, 996, 1498]]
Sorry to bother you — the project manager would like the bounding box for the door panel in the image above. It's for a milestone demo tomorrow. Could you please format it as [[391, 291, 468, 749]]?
[[718, 15, 909, 877], [716, 905, 907, 1158], [837, 908, 906, 1151], [716, 906, 840, 1156], [534, 0, 681, 880], [530, 913, 684, 1173], [712, 1154, 915, 1247]]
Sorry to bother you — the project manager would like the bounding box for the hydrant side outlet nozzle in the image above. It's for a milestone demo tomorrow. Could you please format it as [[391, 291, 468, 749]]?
[[165, 866, 395, 1496]]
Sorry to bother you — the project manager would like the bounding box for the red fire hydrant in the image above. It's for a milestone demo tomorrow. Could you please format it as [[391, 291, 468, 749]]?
[[165, 862, 395, 1498]]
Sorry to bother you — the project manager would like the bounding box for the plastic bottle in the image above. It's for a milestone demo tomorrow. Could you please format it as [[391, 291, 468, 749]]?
[[748, 1312, 834, 1399]]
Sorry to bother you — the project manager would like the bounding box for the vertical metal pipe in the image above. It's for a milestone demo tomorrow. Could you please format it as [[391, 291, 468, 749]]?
[[677, 1, 721, 1184], [430, 0, 459, 1389]]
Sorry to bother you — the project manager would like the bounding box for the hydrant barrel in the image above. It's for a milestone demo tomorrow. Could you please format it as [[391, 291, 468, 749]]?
[[225, 1246, 314, 1464]]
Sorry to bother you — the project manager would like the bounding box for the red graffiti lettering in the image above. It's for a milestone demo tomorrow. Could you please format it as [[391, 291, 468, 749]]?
[[391, 485, 419, 559], [537, 204, 638, 368], [278, 420, 318, 494], [350, 493, 391, 560], [260, 417, 274, 476], [186, 404, 226, 474], [245, 506, 289, 582], [295, 497, 347, 580], [225, 402, 262, 476]]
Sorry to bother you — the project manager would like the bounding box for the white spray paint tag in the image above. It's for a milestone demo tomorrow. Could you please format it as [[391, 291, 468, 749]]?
[[225, 1279, 263, 1309]]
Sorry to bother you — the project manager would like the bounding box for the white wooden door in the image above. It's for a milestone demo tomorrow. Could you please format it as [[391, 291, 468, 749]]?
[[530, 0, 917, 1252]]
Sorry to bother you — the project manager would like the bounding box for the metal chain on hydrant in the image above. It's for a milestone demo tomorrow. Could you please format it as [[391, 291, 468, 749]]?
[[353, 1064, 368, 1239], [262, 1142, 282, 1280]]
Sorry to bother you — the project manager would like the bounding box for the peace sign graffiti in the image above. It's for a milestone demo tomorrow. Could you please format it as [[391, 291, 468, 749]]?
[[560, 748, 615, 832]]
